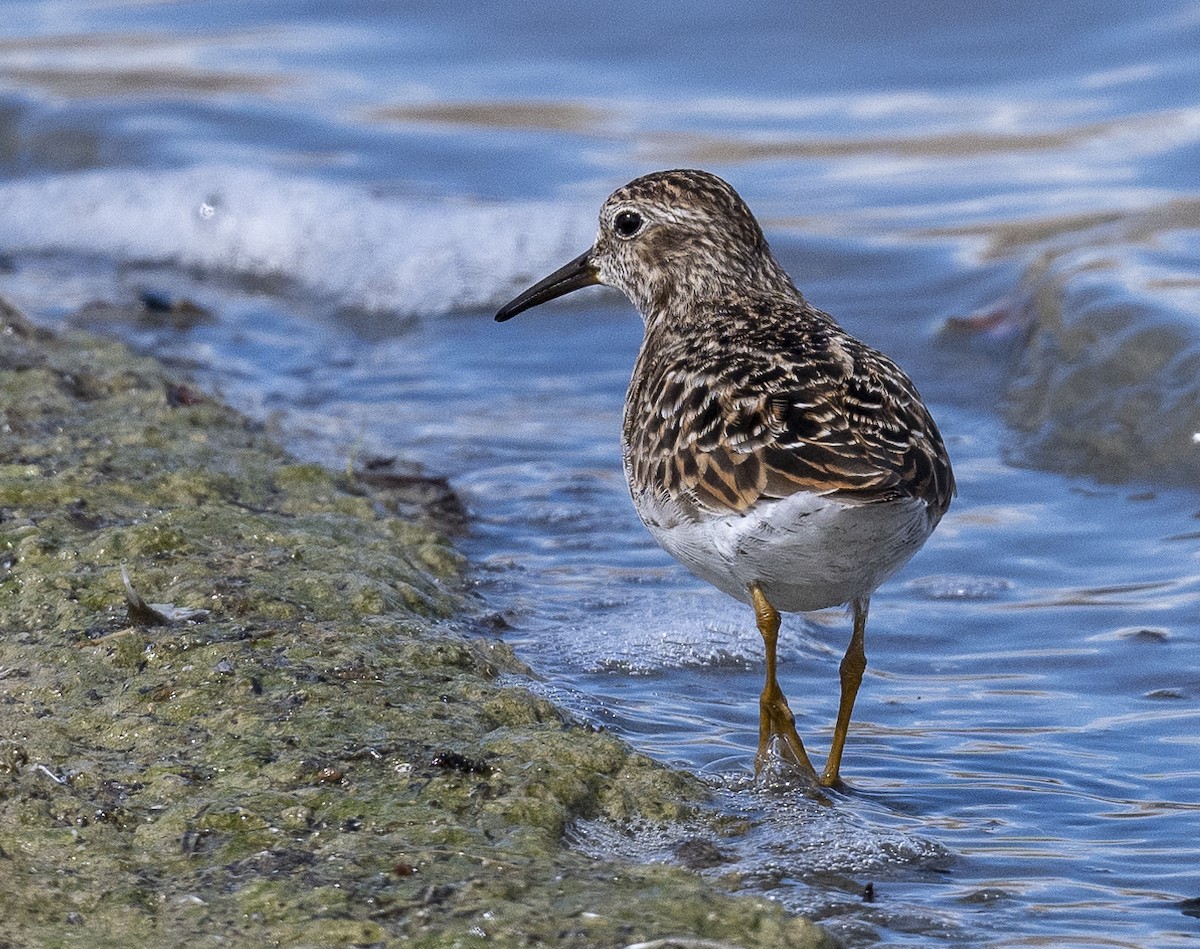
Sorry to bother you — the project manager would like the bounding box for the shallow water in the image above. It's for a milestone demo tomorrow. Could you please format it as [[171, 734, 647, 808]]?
[[3, 2, 1200, 945]]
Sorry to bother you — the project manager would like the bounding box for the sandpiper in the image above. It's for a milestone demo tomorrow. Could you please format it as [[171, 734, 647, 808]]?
[[496, 169, 954, 787]]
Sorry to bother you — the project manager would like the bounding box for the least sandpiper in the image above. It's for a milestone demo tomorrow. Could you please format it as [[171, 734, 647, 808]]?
[[496, 169, 954, 787]]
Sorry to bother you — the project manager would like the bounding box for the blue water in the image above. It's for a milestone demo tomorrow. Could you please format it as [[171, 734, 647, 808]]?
[[2, 2, 1200, 945]]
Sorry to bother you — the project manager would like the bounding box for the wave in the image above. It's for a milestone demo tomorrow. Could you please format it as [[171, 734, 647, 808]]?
[[947, 198, 1200, 485], [4, 165, 1198, 487], [0, 166, 595, 316]]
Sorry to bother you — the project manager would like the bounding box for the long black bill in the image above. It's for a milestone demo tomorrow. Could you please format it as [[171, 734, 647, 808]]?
[[495, 249, 600, 322]]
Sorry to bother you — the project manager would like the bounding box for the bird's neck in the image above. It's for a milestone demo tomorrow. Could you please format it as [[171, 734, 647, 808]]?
[[638, 265, 805, 333]]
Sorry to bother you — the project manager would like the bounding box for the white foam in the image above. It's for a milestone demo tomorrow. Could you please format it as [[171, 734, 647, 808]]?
[[0, 166, 595, 316], [537, 588, 837, 675]]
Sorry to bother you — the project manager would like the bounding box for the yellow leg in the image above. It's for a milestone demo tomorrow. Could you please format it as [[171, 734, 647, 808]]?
[[749, 582, 819, 781], [819, 596, 869, 787]]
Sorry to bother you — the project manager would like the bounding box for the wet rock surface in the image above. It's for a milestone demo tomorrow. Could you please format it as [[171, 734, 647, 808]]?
[[0, 307, 834, 948]]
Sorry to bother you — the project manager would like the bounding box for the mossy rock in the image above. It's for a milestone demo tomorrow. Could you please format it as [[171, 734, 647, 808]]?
[[0, 313, 835, 948]]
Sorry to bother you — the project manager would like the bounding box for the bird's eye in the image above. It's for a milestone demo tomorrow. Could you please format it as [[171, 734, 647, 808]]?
[[613, 209, 643, 238]]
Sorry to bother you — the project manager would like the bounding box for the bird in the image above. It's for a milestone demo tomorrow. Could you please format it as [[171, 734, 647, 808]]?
[[495, 169, 954, 787]]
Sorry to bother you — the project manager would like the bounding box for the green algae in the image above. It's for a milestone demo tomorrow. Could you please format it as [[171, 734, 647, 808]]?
[[0, 315, 835, 949]]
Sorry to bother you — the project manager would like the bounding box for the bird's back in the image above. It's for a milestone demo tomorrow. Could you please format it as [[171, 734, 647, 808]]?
[[622, 292, 955, 524]]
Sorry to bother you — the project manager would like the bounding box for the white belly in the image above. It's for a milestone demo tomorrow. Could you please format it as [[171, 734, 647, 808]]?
[[632, 489, 936, 613]]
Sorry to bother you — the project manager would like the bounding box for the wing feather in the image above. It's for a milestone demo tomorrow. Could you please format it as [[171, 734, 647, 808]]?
[[623, 299, 955, 519]]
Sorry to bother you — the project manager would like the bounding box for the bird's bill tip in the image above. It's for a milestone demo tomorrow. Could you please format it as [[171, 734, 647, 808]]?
[[494, 249, 600, 322]]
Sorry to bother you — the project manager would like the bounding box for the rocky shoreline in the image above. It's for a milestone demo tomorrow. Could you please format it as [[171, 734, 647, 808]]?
[[0, 305, 833, 948]]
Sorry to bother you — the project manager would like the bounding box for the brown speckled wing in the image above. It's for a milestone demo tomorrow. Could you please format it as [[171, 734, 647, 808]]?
[[623, 300, 955, 518]]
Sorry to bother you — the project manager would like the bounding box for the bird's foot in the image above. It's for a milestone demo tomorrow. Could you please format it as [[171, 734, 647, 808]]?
[[817, 770, 850, 792], [757, 682, 819, 775], [754, 710, 822, 785], [754, 736, 832, 803], [756, 734, 815, 780]]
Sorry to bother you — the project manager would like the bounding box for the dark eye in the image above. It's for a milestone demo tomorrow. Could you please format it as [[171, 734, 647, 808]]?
[[613, 209, 643, 238]]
